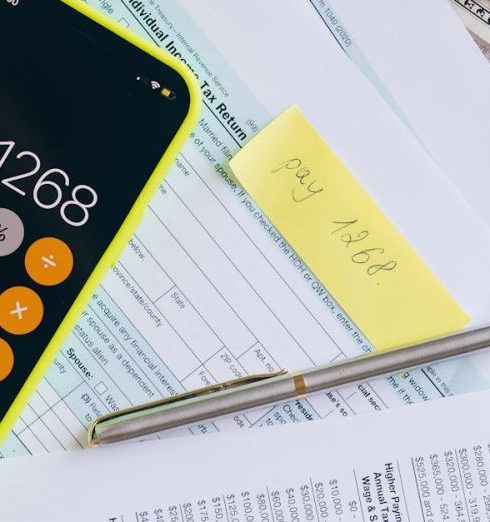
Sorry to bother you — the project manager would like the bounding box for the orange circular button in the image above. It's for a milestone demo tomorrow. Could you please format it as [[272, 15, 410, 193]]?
[[0, 287, 44, 335], [25, 237, 73, 286], [0, 338, 14, 381]]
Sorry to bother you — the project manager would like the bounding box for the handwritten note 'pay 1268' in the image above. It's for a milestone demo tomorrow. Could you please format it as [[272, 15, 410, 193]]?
[[229, 106, 468, 351]]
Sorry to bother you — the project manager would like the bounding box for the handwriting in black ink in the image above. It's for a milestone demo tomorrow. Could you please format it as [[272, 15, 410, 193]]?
[[271, 158, 324, 203], [331, 220, 397, 278]]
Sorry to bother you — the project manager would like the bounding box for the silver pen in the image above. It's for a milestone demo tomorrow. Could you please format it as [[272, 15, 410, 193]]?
[[88, 325, 490, 446]]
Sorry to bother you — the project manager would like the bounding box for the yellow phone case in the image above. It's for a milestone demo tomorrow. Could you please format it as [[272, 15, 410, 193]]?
[[0, 0, 201, 444]]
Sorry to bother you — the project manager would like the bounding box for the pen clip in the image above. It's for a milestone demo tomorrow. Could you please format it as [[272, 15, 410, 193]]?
[[87, 369, 288, 446]]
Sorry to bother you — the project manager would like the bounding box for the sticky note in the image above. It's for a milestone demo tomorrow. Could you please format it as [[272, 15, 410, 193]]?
[[229, 106, 469, 351]]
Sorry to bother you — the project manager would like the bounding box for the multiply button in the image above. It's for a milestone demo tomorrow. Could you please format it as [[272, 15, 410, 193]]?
[[0, 338, 14, 381], [0, 287, 44, 335], [0, 208, 24, 257], [25, 237, 73, 286]]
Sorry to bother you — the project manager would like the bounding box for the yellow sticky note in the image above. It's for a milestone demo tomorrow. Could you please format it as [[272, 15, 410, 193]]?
[[229, 106, 469, 351]]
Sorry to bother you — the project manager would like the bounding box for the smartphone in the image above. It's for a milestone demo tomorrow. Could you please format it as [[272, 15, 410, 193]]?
[[0, 0, 200, 442]]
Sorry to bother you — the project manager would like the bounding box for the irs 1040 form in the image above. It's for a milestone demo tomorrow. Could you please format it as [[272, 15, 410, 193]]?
[[2, 0, 490, 456], [2, 388, 490, 521]]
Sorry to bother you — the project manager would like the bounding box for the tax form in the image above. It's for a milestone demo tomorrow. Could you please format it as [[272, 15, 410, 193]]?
[[3, 387, 490, 521], [2, 0, 490, 457]]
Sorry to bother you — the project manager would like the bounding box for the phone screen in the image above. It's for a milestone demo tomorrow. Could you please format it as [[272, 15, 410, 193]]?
[[0, 0, 191, 422]]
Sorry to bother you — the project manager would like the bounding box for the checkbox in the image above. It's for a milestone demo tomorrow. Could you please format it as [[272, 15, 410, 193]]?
[[95, 382, 107, 395]]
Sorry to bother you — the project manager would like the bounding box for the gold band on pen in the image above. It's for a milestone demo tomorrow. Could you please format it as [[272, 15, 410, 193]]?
[[293, 373, 307, 398]]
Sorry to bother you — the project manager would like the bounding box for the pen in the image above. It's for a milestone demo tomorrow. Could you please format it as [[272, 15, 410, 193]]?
[[88, 325, 490, 446]]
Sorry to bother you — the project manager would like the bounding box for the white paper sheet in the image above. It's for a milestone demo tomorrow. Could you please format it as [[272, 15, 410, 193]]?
[[329, 0, 490, 233], [2, 388, 490, 521]]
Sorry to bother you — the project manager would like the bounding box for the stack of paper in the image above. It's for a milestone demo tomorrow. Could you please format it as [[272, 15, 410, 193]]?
[[2, 1, 490, 520]]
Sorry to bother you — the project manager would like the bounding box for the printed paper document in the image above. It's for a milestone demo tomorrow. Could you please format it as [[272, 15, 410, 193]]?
[[2, 388, 490, 521], [2, 0, 490, 459]]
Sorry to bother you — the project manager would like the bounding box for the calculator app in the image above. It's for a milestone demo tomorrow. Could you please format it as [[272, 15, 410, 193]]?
[[0, 0, 190, 421]]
